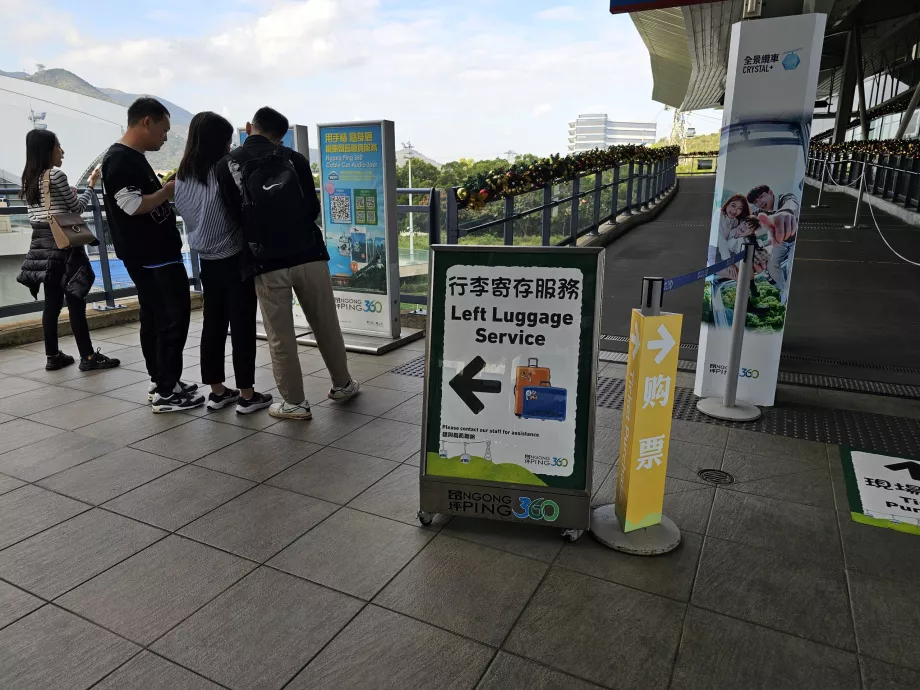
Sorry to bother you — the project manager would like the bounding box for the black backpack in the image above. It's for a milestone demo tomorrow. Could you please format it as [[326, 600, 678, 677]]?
[[236, 146, 314, 261]]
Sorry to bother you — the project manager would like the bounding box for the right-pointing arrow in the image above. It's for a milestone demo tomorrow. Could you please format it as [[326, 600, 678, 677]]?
[[647, 324, 676, 365]]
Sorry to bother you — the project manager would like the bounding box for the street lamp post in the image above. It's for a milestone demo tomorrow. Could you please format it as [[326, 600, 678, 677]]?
[[402, 141, 416, 255]]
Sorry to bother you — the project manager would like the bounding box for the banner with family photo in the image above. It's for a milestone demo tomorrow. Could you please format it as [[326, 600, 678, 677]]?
[[695, 13, 826, 407]]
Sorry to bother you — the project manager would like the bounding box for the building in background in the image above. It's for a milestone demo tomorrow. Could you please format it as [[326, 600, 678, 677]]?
[[567, 114, 657, 152]]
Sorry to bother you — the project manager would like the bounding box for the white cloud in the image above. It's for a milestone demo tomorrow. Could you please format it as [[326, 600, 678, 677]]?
[[0, 1, 662, 161], [535, 6, 579, 21]]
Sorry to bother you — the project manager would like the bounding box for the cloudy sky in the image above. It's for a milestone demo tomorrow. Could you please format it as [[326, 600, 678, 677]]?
[[1, 0, 722, 162]]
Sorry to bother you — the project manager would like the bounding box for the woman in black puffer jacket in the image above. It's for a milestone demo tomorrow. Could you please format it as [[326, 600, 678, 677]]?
[[18, 129, 120, 372]]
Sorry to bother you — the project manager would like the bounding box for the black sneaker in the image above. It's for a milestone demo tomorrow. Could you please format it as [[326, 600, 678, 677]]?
[[208, 388, 240, 410], [46, 351, 75, 371], [79, 349, 121, 372], [151, 390, 205, 414], [148, 380, 200, 403], [236, 391, 273, 415]]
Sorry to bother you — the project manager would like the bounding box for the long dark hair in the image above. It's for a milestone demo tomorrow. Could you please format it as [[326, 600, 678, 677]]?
[[177, 111, 234, 184], [21, 129, 58, 206]]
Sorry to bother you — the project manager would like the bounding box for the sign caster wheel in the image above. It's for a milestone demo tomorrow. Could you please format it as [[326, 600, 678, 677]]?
[[417, 511, 434, 526], [562, 528, 583, 543]]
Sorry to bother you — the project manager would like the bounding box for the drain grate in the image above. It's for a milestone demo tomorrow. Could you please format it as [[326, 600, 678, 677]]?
[[388, 357, 920, 457], [698, 469, 735, 485]]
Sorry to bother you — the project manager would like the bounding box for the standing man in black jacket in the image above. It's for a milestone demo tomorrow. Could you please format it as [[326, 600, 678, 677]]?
[[102, 97, 204, 413], [217, 107, 358, 420]]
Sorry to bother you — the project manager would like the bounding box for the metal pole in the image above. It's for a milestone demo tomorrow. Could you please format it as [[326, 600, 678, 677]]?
[[625, 162, 635, 215], [845, 158, 867, 229], [897, 85, 920, 140], [854, 25, 870, 141], [408, 157, 414, 255], [636, 162, 645, 210], [446, 187, 459, 244], [569, 176, 580, 243], [89, 190, 119, 311], [640, 277, 663, 317], [811, 153, 830, 208], [503, 195, 514, 246], [429, 188, 441, 245], [612, 164, 620, 216], [541, 185, 552, 246], [696, 240, 761, 421], [592, 172, 602, 232]]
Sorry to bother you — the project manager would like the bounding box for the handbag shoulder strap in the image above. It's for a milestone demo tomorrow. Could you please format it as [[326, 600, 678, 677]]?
[[42, 170, 52, 215]]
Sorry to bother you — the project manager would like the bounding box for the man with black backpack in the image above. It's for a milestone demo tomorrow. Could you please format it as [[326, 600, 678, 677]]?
[[217, 107, 358, 420]]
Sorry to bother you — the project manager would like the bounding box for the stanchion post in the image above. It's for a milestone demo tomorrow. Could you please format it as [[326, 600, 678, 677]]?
[[696, 240, 762, 421], [811, 154, 830, 209], [845, 157, 867, 229]]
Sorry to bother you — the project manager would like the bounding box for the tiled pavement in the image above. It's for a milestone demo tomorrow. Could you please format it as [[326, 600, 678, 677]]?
[[0, 313, 918, 689]]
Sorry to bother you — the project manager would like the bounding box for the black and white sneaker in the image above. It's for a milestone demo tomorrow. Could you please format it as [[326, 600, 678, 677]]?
[[236, 391, 273, 415], [207, 388, 240, 410], [79, 349, 121, 372], [46, 351, 75, 371], [151, 390, 205, 414], [148, 380, 200, 403]]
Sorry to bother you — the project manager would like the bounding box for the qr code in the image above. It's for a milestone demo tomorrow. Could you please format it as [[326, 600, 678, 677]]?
[[331, 194, 352, 224]]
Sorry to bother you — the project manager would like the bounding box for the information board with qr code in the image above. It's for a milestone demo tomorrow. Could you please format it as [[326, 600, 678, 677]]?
[[318, 121, 399, 338]]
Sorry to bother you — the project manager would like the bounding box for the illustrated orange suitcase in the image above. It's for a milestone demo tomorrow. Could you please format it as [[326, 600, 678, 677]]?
[[514, 358, 551, 416]]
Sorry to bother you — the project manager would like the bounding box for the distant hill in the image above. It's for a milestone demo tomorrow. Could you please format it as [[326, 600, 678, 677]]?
[[396, 147, 441, 168], [0, 69, 30, 79], [100, 88, 194, 127], [25, 68, 115, 103]]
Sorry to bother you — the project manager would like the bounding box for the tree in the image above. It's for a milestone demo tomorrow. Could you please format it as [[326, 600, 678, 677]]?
[[35, 63, 45, 72]]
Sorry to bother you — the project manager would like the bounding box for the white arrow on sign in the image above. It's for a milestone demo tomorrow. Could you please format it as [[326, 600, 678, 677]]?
[[630, 323, 640, 352], [647, 324, 676, 364]]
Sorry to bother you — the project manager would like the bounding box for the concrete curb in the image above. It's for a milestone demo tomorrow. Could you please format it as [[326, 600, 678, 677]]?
[[581, 179, 680, 249], [804, 175, 920, 226]]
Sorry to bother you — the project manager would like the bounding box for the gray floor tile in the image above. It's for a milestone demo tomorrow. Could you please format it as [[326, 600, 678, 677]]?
[[443, 516, 564, 563], [0, 581, 42, 630], [103, 465, 254, 531], [692, 536, 855, 650], [347, 463, 447, 528], [0, 473, 25, 497], [827, 445, 852, 512], [0, 418, 65, 455], [131, 418, 256, 463], [380, 395, 422, 425], [849, 570, 920, 671], [58, 368, 151, 394], [663, 486, 715, 535], [332, 417, 421, 462], [666, 475, 710, 495], [289, 605, 493, 690], [478, 652, 605, 690], [37, 447, 183, 505], [181, 400, 280, 430], [350, 348, 425, 367], [26, 395, 140, 431], [593, 423, 621, 465], [265, 406, 374, 446], [0, 432, 118, 482], [364, 372, 424, 393], [153, 567, 361, 690], [95, 652, 222, 690], [100, 332, 145, 347], [180, 485, 337, 562], [667, 439, 721, 485], [332, 359, 394, 383], [317, 384, 414, 417], [592, 467, 615, 504], [726, 428, 827, 462], [505, 567, 684, 690], [0, 385, 92, 417], [1, 375, 49, 395], [721, 448, 826, 483], [0, 353, 46, 375], [0, 509, 165, 600], [0, 605, 139, 690], [195, 432, 320, 482], [224, 367, 279, 394], [707, 490, 843, 565], [670, 606, 860, 690], [593, 405, 622, 431], [558, 531, 703, 601], [269, 507, 432, 599], [724, 467, 836, 509], [57, 535, 254, 645], [268, 447, 397, 504], [0, 485, 89, 550], [78, 405, 194, 446], [838, 511, 920, 584], [375, 534, 546, 646], [670, 419, 728, 448], [101, 378, 156, 404], [860, 656, 920, 690]]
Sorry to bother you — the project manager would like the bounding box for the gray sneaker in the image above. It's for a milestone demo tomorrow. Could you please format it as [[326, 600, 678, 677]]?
[[269, 401, 312, 420], [328, 380, 360, 402]]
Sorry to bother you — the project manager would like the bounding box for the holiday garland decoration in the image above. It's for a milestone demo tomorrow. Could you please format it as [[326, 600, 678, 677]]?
[[810, 138, 920, 157], [455, 145, 680, 210]]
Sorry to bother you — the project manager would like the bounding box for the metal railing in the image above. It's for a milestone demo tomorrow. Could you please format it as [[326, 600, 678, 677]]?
[[443, 155, 679, 247], [0, 185, 440, 319], [807, 150, 920, 212]]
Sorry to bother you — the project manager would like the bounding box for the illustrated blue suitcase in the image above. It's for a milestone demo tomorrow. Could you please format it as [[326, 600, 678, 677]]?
[[520, 385, 567, 422]]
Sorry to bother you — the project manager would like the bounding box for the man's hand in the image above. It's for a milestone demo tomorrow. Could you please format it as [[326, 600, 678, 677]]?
[[758, 212, 796, 245]]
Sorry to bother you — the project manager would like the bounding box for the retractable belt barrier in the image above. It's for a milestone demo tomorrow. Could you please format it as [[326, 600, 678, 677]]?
[[662, 250, 746, 293]]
